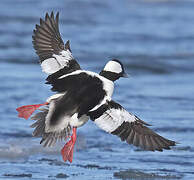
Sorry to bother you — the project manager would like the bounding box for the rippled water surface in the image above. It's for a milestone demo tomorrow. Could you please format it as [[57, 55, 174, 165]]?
[[0, 0, 194, 179]]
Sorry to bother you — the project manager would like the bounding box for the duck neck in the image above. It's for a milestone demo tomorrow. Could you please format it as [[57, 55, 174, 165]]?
[[99, 70, 120, 82]]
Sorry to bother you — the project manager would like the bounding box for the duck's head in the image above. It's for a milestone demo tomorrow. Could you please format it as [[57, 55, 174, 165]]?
[[100, 59, 128, 81]]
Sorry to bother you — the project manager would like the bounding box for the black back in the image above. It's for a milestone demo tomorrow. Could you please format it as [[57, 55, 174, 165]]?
[[47, 72, 107, 124]]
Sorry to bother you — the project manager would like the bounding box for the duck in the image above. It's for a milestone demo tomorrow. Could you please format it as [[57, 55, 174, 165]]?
[[16, 12, 176, 163]]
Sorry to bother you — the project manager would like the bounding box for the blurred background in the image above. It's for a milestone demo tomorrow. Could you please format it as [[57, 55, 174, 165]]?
[[0, 0, 194, 179]]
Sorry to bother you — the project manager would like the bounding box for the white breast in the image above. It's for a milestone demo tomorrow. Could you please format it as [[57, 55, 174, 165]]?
[[101, 77, 114, 97]]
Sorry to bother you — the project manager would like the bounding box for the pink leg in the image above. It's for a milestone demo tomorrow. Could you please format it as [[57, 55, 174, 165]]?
[[16, 102, 49, 120], [61, 127, 77, 163]]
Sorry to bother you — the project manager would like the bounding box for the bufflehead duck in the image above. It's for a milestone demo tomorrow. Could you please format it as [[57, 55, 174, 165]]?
[[16, 12, 176, 163]]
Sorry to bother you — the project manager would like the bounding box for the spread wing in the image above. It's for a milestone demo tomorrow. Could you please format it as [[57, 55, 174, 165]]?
[[32, 12, 80, 75], [88, 101, 176, 151]]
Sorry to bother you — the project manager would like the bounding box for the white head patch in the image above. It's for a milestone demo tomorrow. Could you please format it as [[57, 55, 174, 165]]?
[[103, 61, 122, 74]]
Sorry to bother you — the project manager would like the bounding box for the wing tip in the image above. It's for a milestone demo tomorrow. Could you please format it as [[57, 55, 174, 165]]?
[[51, 11, 54, 18], [56, 11, 59, 18], [32, 11, 65, 61], [45, 12, 49, 21], [112, 120, 177, 152], [65, 40, 72, 52]]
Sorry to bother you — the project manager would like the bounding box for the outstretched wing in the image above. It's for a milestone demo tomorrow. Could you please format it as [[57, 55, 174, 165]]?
[[88, 100, 176, 151], [32, 12, 80, 75]]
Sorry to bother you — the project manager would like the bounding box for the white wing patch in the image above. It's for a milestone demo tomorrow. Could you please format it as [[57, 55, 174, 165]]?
[[41, 58, 65, 74], [94, 108, 136, 133], [41, 50, 73, 74], [60, 49, 74, 60]]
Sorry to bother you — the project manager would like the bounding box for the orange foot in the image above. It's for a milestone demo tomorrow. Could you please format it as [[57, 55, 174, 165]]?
[[16, 102, 49, 120], [61, 127, 77, 163]]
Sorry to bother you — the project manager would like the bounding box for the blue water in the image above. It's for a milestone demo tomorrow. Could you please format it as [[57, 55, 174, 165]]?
[[0, 0, 194, 179]]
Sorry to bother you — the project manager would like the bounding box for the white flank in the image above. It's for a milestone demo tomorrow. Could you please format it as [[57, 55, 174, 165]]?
[[103, 60, 122, 74], [45, 115, 70, 133], [70, 113, 89, 127], [95, 107, 136, 133]]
